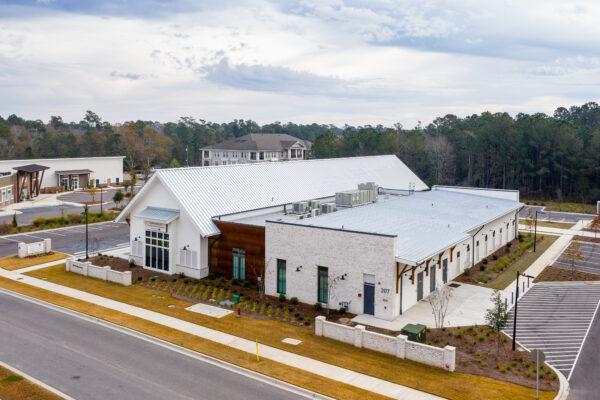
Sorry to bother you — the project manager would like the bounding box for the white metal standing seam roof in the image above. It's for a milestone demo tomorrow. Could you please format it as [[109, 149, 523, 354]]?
[[285, 190, 522, 264], [117, 155, 428, 237]]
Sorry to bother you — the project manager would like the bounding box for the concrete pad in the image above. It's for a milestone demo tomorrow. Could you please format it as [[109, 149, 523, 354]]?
[[352, 282, 510, 330], [282, 338, 302, 345], [185, 303, 233, 318]]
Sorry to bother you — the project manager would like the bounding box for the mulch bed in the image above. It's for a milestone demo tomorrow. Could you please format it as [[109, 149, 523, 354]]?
[[534, 265, 600, 282], [454, 238, 521, 285], [80, 201, 104, 205], [574, 235, 600, 244], [85, 253, 351, 329], [427, 326, 559, 391]]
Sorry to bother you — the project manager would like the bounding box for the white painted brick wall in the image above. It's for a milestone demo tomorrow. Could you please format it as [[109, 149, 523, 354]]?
[[66, 259, 132, 286], [315, 316, 454, 371], [265, 222, 398, 320]]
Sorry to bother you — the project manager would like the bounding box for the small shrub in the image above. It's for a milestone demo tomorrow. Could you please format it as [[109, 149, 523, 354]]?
[[306, 317, 312, 323], [243, 281, 250, 289], [517, 355, 524, 362], [426, 327, 431, 332], [492, 254, 498, 260], [511, 361, 517, 367], [478, 336, 485, 342], [473, 339, 477, 345], [294, 313, 300, 318], [128, 260, 136, 268], [298, 316, 304, 321], [514, 370, 519, 376], [456, 332, 462, 338], [231, 278, 238, 285], [208, 273, 215, 280], [524, 362, 531, 368], [538, 372, 544, 379], [447, 331, 453, 336], [288, 307, 294, 312], [278, 294, 286, 302], [475, 351, 481, 356], [290, 297, 299, 305], [506, 242, 512, 248], [339, 307, 346, 315], [137, 276, 142, 281], [482, 362, 488, 367], [502, 337, 508, 342], [179, 272, 185, 278], [551, 374, 557, 380], [479, 265, 486, 271], [441, 327, 446, 331], [304, 321, 310, 326], [482, 258, 488, 265], [526, 371, 532, 377], [314, 302, 322, 311], [495, 364, 500, 369]]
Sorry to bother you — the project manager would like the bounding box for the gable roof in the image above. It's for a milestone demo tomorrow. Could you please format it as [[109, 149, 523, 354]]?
[[117, 155, 428, 237], [202, 133, 311, 151]]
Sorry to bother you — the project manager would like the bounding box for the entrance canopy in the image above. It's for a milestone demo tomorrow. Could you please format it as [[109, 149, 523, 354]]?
[[134, 206, 180, 224], [13, 164, 50, 202]]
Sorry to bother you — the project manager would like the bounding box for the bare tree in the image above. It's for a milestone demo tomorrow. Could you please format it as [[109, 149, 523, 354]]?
[[426, 135, 456, 185], [563, 242, 584, 277], [427, 284, 452, 329]]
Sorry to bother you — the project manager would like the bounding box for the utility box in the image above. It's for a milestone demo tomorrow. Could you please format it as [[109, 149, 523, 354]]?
[[401, 323, 427, 343], [232, 294, 240, 303]]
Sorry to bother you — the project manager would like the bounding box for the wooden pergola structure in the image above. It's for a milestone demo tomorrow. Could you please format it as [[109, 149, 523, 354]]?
[[13, 164, 50, 202]]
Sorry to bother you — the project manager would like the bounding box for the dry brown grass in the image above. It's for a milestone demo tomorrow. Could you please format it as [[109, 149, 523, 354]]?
[[0, 365, 63, 400], [18, 265, 557, 400], [0, 252, 69, 271]]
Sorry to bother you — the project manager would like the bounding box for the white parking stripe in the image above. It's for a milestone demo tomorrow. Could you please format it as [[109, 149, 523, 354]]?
[[504, 282, 600, 380]]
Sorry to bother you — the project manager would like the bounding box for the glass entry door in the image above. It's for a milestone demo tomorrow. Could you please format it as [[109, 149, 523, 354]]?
[[232, 248, 245, 280], [145, 229, 170, 271]]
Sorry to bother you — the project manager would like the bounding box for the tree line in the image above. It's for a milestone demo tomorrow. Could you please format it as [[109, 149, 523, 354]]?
[[1, 102, 599, 202]]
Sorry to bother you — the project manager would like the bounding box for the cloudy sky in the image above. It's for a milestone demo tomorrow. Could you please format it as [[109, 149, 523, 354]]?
[[1, 0, 599, 127]]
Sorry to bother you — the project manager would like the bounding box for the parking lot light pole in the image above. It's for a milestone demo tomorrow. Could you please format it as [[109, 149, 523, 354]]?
[[84, 205, 89, 259], [512, 271, 535, 351]]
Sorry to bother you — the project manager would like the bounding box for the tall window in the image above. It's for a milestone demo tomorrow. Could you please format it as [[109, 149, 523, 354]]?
[[145, 230, 170, 271], [318, 266, 328, 303], [250, 152, 256, 160], [277, 259, 286, 294], [232, 248, 246, 280], [259, 152, 264, 160]]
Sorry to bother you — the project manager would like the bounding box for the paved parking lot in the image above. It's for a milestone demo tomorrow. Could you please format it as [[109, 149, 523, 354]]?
[[504, 282, 600, 379], [0, 222, 130, 258], [519, 205, 595, 223], [553, 241, 600, 275]]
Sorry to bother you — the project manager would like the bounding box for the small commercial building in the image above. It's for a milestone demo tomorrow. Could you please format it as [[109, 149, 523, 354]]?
[[116, 155, 521, 319], [0, 156, 124, 202], [200, 133, 312, 166]]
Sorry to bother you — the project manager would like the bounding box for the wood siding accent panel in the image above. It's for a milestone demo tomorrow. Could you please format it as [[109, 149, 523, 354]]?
[[211, 221, 265, 282]]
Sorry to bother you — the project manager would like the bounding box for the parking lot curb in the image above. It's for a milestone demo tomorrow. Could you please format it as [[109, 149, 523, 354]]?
[[548, 364, 569, 400]]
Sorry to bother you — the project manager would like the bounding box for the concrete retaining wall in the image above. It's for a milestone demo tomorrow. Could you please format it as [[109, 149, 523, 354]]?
[[315, 316, 455, 371], [66, 259, 132, 286], [18, 239, 51, 258]]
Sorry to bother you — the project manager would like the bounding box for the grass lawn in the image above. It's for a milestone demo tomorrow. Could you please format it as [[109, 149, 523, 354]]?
[[530, 221, 575, 230], [0, 252, 69, 271], [485, 235, 558, 290], [20, 265, 556, 400], [0, 365, 62, 400]]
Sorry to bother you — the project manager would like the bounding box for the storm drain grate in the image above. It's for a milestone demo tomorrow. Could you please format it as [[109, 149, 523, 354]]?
[[448, 283, 461, 288]]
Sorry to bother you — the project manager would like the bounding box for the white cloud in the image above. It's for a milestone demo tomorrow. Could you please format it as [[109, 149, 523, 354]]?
[[0, 0, 599, 127]]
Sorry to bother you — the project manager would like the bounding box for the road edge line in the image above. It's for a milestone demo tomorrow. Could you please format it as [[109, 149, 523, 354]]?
[[0, 287, 334, 400], [0, 359, 76, 400]]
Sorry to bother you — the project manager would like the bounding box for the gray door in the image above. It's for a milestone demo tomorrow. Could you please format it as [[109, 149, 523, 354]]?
[[363, 283, 375, 315], [442, 259, 448, 283], [417, 272, 424, 301], [430, 266, 436, 292]]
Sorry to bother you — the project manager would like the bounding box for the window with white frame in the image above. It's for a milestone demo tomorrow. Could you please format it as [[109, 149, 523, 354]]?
[[145, 229, 170, 271]]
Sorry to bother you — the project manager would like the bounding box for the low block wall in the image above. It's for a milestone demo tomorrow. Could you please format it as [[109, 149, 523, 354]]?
[[315, 316, 455, 371], [18, 239, 51, 258], [66, 259, 132, 286]]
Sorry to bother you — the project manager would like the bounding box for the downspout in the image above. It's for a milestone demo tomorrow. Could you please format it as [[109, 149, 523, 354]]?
[[515, 206, 524, 240], [399, 275, 403, 315], [208, 234, 222, 272], [472, 225, 485, 268]]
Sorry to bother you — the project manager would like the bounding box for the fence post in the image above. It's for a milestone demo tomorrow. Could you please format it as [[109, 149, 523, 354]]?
[[354, 325, 365, 348], [396, 334, 407, 358], [315, 316, 325, 336], [443, 346, 456, 372]]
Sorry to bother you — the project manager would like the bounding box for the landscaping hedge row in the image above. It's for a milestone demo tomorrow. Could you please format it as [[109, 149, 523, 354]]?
[[0, 211, 117, 235]]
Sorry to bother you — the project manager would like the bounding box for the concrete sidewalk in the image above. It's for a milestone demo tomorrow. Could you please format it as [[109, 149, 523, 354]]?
[[0, 267, 442, 400]]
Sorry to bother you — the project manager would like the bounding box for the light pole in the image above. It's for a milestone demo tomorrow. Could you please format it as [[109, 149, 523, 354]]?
[[82, 204, 89, 259], [533, 210, 547, 252], [512, 271, 535, 351]]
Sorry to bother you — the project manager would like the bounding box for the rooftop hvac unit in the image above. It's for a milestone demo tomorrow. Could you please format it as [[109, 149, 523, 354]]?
[[311, 208, 320, 217], [292, 201, 309, 214], [358, 182, 379, 202], [320, 203, 337, 214], [336, 190, 363, 207], [308, 199, 321, 209]]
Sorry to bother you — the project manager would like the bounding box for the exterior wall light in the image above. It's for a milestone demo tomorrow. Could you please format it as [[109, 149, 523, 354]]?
[[296, 265, 303, 272]]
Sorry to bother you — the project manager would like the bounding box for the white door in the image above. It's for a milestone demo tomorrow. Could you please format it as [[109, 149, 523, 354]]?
[[72, 176, 79, 190]]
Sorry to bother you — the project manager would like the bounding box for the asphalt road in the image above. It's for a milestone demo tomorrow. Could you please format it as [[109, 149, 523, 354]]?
[[569, 302, 600, 400], [519, 205, 595, 223], [0, 290, 307, 400], [0, 221, 130, 258]]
